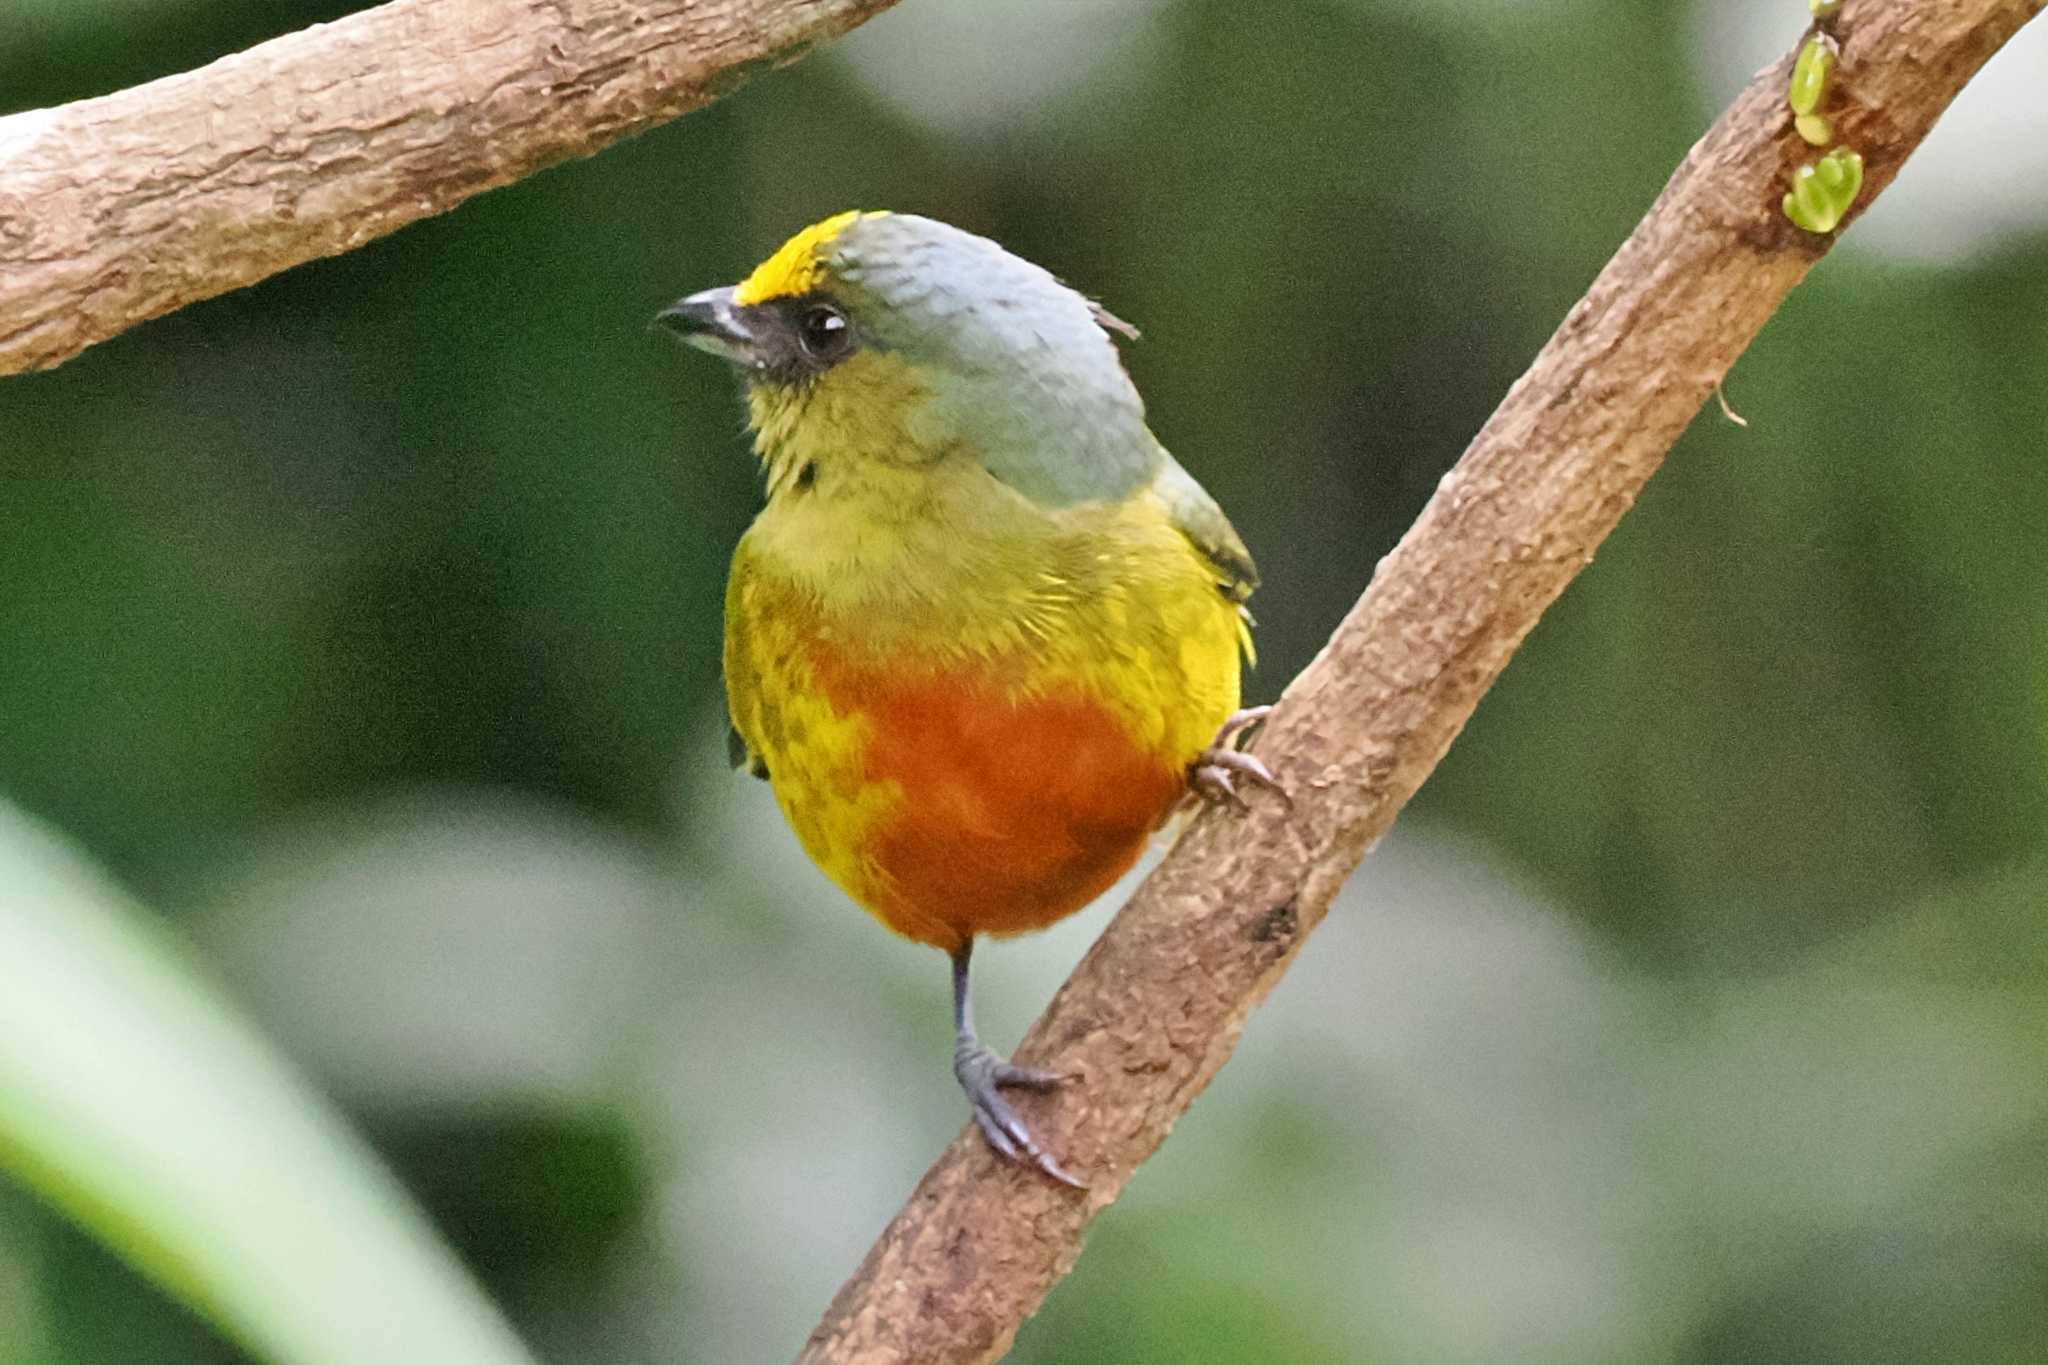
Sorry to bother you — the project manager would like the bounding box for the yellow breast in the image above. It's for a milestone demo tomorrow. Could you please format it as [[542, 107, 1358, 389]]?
[[723, 461, 1245, 947]]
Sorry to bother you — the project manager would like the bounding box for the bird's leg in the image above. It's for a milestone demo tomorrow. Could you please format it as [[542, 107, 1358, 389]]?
[[1188, 705, 1291, 810], [951, 940, 1085, 1189]]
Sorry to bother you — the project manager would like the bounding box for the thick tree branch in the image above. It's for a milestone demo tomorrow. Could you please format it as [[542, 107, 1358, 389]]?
[[0, 0, 901, 374], [798, 2, 2045, 1361]]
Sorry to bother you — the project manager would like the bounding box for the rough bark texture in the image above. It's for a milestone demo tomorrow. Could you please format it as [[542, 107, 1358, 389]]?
[[0, 0, 902, 374], [797, 2, 2045, 1361]]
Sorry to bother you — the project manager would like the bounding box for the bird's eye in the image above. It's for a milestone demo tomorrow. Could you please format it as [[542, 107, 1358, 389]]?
[[796, 304, 850, 361]]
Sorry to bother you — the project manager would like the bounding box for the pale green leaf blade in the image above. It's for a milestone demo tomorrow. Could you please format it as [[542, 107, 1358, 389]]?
[[0, 801, 538, 1365]]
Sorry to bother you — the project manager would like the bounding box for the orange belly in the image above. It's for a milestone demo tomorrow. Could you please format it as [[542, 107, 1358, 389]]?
[[813, 652, 1184, 952]]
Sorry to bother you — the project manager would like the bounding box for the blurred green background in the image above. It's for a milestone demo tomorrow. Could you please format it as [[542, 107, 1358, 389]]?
[[5, 0, 2048, 1360]]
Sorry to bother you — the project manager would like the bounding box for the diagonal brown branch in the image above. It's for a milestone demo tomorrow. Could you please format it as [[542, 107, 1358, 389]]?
[[797, 1, 2046, 1360], [0, 0, 902, 375]]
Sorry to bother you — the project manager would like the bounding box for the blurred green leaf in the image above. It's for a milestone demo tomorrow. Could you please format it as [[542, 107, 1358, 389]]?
[[0, 800, 538, 1365], [374, 1105, 648, 1304]]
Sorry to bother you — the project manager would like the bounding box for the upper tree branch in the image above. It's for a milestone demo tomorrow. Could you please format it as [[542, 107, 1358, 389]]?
[[0, 0, 902, 374], [797, 2, 2045, 1361]]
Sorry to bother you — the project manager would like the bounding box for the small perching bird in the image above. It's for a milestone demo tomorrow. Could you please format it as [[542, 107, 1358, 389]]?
[[659, 211, 1281, 1185]]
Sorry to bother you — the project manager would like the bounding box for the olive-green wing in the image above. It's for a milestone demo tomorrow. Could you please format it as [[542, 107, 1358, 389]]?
[[722, 543, 771, 782], [726, 723, 767, 780], [1158, 456, 1258, 605]]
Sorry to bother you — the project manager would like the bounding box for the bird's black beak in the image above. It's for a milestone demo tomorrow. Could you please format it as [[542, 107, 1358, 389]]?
[[654, 285, 762, 367]]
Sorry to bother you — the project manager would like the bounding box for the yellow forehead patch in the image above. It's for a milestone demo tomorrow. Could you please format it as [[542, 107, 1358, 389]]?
[[732, 210, 875, 306]]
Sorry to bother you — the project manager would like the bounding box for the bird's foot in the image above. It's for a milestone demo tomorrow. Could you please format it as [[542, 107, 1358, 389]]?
[[953, 1040, 1085, 1188], [1188, 705, 1291, 811]]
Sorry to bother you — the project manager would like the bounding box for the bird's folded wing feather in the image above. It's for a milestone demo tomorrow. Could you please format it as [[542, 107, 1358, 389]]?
[[1157, 457, 1258, 604], [722, 544, 772, 781]]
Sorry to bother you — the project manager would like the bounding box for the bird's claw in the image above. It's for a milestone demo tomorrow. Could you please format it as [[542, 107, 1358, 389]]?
[[955, 1043, 1086, 1188], [1188, 706, 1291, 811], [1212, 704, 1273, 748]]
